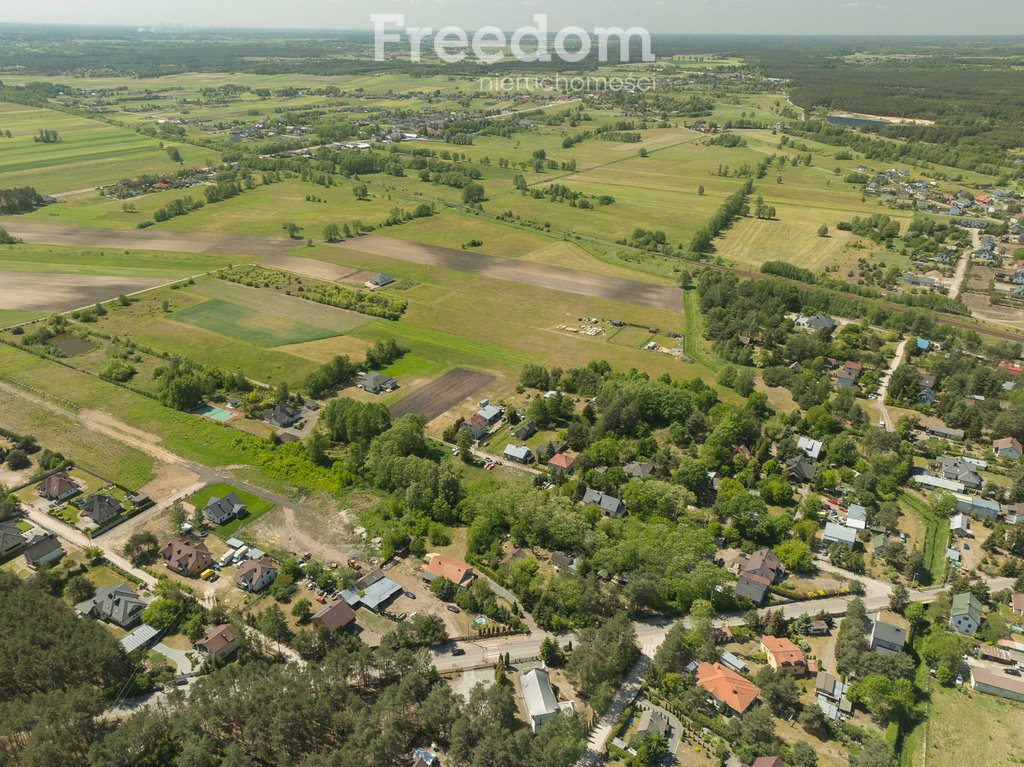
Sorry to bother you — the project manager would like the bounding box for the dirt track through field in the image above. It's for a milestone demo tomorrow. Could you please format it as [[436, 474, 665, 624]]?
[[389, 368, 495, 422], [334, 235, 684, 312], [0, 271, 164, 311]]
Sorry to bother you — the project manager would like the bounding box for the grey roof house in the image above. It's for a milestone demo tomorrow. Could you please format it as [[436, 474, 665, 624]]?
[[950, 592, 983, 635], [24, 533, 64, 569], [359, 373, 398, 395], [204, 492, 246, 525], [76, 584, 146, 628], [582, 488, 625, 518], [869, 619, 907, 654], [80, 493, 122, 526], [265, 404, 301, 428]]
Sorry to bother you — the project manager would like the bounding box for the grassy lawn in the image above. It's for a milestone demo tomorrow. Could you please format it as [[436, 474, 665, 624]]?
[[173, 298, 343, 347], [186, 483, 276, 536], [901, 492, 949, 585]]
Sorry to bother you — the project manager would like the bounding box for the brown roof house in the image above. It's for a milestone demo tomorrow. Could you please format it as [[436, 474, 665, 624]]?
[[760, 636, 808, 675], [234, 558, 277, 593], [36, 471, 79, 503], [159, 537, 214, 577], [312, 600, 357, 633], [195, 624, 239, 662]]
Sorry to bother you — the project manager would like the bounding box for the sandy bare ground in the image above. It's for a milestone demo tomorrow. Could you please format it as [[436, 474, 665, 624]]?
[[140, 463, 200, 501], [0, 219, 293, 257], [247, 504, 361, 563], [333, 235, 684, 312], [0, 271, 164, 311]]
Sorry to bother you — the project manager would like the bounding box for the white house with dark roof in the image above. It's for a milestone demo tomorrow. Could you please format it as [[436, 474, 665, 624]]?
[[822, 522, 857, 550], [950, 592, 983, 634], [204, 492, 246, 525], [75, 584, 146, 628], [869, 619, 907, 654], [582, 488, 625, 518]]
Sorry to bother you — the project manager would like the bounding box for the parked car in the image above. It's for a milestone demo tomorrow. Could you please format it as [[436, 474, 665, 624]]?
[[451, 648, 466, 656], [446, 605, 461, 613], [172, 676, 189, 686]]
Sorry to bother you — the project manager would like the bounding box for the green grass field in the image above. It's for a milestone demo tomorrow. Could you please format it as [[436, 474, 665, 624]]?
[[173, 299, 342, 347], [186, 482, 276, 536], [0, 243, 235, 279], [0, 103, 218, 194]]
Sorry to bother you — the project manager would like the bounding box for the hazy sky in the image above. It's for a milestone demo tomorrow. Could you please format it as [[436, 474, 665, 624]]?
[[3, 0, 1023, 35]]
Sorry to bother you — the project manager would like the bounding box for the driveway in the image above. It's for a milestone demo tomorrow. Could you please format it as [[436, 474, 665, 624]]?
[[877, 337, 908, 432], [153, 642, 193, 675]]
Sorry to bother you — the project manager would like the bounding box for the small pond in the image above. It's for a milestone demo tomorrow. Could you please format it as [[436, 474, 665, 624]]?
[[47, 333, 97, 357]]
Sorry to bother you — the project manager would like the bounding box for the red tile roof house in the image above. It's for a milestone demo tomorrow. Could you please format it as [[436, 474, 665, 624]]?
[[760, 636, 809, 675], [423, 555, 475, 588], [695, 662, 760, 716], [159, 537, 214, 577], [548, 452, 577, 474], [194, 624, 239, 662]]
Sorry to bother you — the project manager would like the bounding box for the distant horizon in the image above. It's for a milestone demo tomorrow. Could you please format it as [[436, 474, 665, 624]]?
[[1, 0, 1023, 37], [4, 22, 1024, 39]]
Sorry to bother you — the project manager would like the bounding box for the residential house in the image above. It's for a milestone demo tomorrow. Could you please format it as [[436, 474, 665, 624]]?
[[797, 437, 823, 461], [359, 373, 398, 395], [159, 538, 214, 577], [795, 315, 837, 332], [869, 619, 907, 654], [760, 636, 808, 675], [735, 549, 786, 584], [623, 461, 654, 479], [745, 759, 784, 767], [194, 624, 239, 662], [23, 533, 64, 569], [548, 453, 576, 474], [512, 420, 537, 440], [311, 600, 357, 633], [1013, 593, 1024, 617], [265, 404, 301, 428], [366, 272, 396, 288], [0, 521, 27, 557], [843, 361, 864, 379], [462, 413, 489, 440], [970, 665, 1024, 702], [36, 471, 79, 503], [581, 488, 626, 518], [340, 568, 403, 611], [424, 555, 475, 588], [808, 620, 830, 636], [550, 552, 577, 572], [520, 668, 563, 732], [80, 493, 122, 526], [503, 444, 532, 464], [954, 493, 1001, 521], [917, 388, 937, 406], [636, 705, 674, 744], [950, 592, 983, 634], [823, 522, 857, 550], [937, 457, 984, 491], [734, 574, 771, 606], [920, 372, 937, 389], [477, 404, 503, 425], [1011, 286, 1024, 299], [836, 369, 860, 389], [75, 584, 146, 628], [846, 504, 868, 530], [950, 513, 972, 538], [234, 558, 277, 592], [785, 456, 817, 483], [204, 492, 246, 525], [994, 437, 1023, 460], [695, 662, 760, 716], [925, 424, 965, 442], [913, 474, 965, 493]]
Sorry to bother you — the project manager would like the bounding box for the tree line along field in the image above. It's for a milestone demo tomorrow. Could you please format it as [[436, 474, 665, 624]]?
[[0, 103, 217, 194]]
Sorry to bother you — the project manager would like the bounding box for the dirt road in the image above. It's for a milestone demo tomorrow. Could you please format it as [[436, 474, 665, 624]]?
[[334, 235, 682, 311], [948, 236, 973, 300], [877, 337, 908, 432]]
